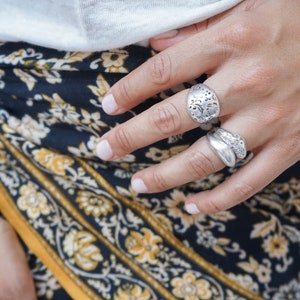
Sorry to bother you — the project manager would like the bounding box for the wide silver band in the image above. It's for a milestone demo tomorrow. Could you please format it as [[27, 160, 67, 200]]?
[[207, 128, 247, 167], [214, 128, 247, 160], [186, 83, 220, 124], [207, 131, 236, 167]]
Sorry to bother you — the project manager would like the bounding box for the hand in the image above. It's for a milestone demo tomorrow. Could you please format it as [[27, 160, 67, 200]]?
[[95, 0, 300, 214]]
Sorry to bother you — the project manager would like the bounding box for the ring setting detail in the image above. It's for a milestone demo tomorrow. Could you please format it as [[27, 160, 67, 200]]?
[[186, 83, 220, 123], [215, 128, 247, 160], [207, 128, 247, 167]]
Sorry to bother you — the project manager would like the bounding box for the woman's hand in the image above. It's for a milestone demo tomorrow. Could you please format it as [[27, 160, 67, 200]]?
[[95, 0, 300, 214]]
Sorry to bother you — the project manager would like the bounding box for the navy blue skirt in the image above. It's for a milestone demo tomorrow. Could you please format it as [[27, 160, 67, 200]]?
[[0, 42, 299, 300]]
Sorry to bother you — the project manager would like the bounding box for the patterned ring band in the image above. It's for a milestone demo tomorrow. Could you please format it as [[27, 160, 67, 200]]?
[[214, 128, 247, 160], [186, 83, 220, 123], [207, 128, 247, 167]]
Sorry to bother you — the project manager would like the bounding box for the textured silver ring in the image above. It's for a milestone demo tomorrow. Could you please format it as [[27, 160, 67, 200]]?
[[207, 131, 236, 167], [186, 83, 220, 123], [207, 128, 247, 167], [214, 128, 247, 160]]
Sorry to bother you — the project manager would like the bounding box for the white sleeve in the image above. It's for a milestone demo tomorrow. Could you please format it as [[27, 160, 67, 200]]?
[[0, 0, 244, 51]]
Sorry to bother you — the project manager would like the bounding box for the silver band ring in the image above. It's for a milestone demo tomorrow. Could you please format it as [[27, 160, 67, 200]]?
[[207, 128, 247, 167], [186, 83, 220, 123], [207, 131, 236, 167], [214, 128, 247, 160]]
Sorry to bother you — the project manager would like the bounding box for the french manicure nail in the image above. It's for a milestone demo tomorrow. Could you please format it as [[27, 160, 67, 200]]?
[[185, 203, 200, 215], [152, 30, 179, 39], [131, 178, 148, 194], [96, 140, 114, 160], [102, 93, 118, 114]]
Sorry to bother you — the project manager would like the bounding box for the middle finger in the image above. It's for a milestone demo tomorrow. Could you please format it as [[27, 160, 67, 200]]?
[[96, 68, 253, 161]]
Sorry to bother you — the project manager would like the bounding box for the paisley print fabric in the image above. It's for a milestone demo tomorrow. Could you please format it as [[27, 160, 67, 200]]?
[[0, 42, 299, 300]]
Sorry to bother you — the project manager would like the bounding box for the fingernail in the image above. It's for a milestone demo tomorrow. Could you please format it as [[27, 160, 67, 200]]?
[[185, 203, 200, 215], [131, 178, 148, 194], [102, 93, 118, 114], [96, 140, 114, 160], [152, 30, 179, 39]]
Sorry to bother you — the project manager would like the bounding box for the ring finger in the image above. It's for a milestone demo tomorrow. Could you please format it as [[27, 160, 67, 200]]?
[[130, 115, 262, 194]]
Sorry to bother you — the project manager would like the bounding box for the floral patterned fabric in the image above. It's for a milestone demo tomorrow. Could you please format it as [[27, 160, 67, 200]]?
[[0, 42, 299, 300]]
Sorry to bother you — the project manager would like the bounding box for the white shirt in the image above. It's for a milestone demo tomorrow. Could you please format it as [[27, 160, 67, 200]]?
[[0, 0, 243, 51]]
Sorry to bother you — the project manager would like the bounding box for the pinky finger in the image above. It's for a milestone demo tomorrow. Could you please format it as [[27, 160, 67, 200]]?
[[185, 144, 297, 214]]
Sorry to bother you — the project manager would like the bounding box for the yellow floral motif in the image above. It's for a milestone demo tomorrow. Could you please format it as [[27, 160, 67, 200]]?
[[289, 177, 300, 214], [1, 49, 28, 65], [114, 284, 151, 300], [63, 229, 103, 271], [238, 256, 272, 284], [34, 52, 92, 71], [155, 213, 174, 232], [17, 182, 51, 220], [87, 74, 110, 101], [42, 93, 80, 125], [81, 108, 107, 131], [145, 147, 170, 162], [100, 49, 129, 73], [0, 142, 6, 163], [255, 264, 272, 284], [189, 173, 224, 191], [30, 68, 61, 85], [13, 68, 37, 91], [145, 145, 188, 162], [262, 234, 288, 259], [76, 190, 114, 217], [171, 272, 213, 300], [32, 148, 74, 176], [196, 230, 231, 256], [228, 273, 259, 294], [125, 228, 162, 264], [9, 51, 92, 90], [13, 67, 61, 91], [68, 136, 98, 158], [5, 114, 50, 144], [163, 190, 206, 229]]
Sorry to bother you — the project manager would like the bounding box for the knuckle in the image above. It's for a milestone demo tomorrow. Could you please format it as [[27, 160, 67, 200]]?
[[148, 52, 172, 86], [116, 78, 134, 106], [233, 180, 257, 201], [274, 135, 300, 160], [205, 198, 223, 214], [186, 149, 216, 178], [230, 61, 279, 98], [114, 125, 134, 154], [151, 171, 169, 191], [150, 103, 182, 135], [261, 104, 284, 127], [217, 17, 256, 51]]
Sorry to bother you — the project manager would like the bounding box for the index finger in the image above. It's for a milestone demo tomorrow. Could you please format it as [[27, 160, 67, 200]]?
[[102, 18, 232, 115]]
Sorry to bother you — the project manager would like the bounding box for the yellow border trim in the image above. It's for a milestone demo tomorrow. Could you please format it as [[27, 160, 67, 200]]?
[[0, 135, 177, 300], [77, 158, 263, 300], [0, 183, 100, 300]]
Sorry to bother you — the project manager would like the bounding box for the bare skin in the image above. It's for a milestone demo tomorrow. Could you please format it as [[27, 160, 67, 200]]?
[[95, 0, 300, 214], [0, 218, 36, 300]]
